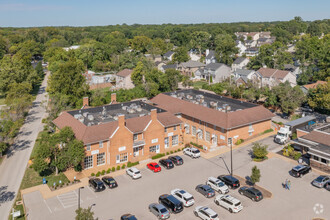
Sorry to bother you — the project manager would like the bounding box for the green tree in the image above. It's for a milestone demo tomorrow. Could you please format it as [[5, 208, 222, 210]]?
[[308, 79, 330, 113], [35, 61, 44, 79], [214, 34, 238, 65], [129, 36, 152, 53], [131, 61, 145, 86], [252, 142, 268, 159], [75, 207, 97, 220], [172, 46, 189, 63], [250, 166, 261, 185], [190, 31, 211, 56]]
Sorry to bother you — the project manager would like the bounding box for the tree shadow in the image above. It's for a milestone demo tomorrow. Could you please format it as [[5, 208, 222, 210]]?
[[0, 186, 16, 205]]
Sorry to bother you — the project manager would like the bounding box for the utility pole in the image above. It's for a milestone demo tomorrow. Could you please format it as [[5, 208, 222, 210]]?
[[226, 106, 233, 176]]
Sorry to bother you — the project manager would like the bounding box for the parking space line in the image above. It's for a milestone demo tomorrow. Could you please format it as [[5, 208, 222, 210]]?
[[86, 186, 98, 198], [43, 199, 52, 213], [73, 189, 83, 203]]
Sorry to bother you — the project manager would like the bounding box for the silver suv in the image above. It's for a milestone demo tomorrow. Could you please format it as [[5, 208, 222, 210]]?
[[206, 177, 229, 194]]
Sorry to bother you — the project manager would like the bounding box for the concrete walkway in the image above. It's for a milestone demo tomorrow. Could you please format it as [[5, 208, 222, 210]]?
[[0, 72, 49, 220]]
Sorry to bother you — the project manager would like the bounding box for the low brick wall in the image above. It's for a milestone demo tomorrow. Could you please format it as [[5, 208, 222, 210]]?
[[310, 160, 330, 174]]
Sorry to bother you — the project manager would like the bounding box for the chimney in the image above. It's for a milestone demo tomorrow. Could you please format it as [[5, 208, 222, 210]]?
[[111, 93, 117, 104], [150, 109, 157, 120], [83, 97, 89, 107], [118, 114, 125, 127]]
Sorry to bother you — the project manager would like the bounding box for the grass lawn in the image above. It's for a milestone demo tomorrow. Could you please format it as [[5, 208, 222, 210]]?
[[193, 80, 208, 89], [290, 114, 302, 121]]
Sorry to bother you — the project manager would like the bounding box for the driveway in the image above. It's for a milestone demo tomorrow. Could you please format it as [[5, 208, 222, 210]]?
[[23, 136, 329, 220], [0, 72, 49, 220]]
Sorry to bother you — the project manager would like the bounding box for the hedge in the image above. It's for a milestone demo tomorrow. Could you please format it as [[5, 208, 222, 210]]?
[[262, 128, 274, 134], [235, 139, 244, 145], [152, 153, 165, 160], [127, 161, 139, 167], [190, 142, 203, 149]]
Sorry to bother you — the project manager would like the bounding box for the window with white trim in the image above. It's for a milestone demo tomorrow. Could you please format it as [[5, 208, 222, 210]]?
[[118, 153, 128, 163], [86, 144, 91, 151], [205, 131, 211, 142], [164, 137, 169, 148], [133, 134, 138, 141], [97, 152, 105, 166], [172, 135, 178, 146], [99, 141, 103, 148], [198, 129, 203, 139], [84, 155, 93, 169], [192, 126, 196, 135], [150, 145, 157, 152], [185, 124, 190, 134], [165, 127, 168, 132]]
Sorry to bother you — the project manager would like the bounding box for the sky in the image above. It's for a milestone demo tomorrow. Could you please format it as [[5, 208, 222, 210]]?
[[0, 0, 329, 27]]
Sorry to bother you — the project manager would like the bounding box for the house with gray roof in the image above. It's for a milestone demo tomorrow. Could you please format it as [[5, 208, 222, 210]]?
[[231, 57, 250, 71], [195, 63, 231, 83], [205, 49, 216, 64], [233, 69, 261, 87], [178, 60, 205, 77], [160, 64, 178, 73], [163, 51, 175, 61]]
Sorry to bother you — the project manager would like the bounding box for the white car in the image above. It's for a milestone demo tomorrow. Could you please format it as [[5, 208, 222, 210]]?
[[183, 147, 201, 158], [194, 206, 219, 220], [206, 176, 229, 194], [214, 194, 243, 213], [170, 189, 195, 207], [126, 167, 142, 179]]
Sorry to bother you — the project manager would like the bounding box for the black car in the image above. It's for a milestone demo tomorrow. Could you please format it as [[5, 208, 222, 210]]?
[[195, 184, 215, 198], [121, 214, 137, 220], [158, 194, 183, 213], [168, 156, 184, 165], [238, 186, 263, 202], [218, 175, 240, 189], [291, 165, 311, 177], [89, 178, 106, 192], [102, 176, 118, 188], [159, 159, 174, 169]]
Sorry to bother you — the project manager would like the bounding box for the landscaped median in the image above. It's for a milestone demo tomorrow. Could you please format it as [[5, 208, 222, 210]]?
[[233, 175, 273, 199]]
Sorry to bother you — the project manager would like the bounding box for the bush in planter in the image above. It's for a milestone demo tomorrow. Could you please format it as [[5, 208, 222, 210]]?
[[235, 139, 244, 145], [174, 150, 177, 153], [107, 168, 111, 173], [91, 173, 95, 176], [112, 167, 115, 172], [74, 163, 82, 172], [252, 142, 268, 160], [96, 171, 101, 177], [293, 152, 302, 160], [166, 152, 169, 155], [152, 153, 165, 159], [101, 170, 105, 175], [178, 148, 181, 152], [116, 165, 120, 171], [122, 164, 126, 169], [170, 151, 173, 154]]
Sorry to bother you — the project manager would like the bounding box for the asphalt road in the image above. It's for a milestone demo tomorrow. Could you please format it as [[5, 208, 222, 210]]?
[[0, 72, 49, 220], [23, 136, 330, 220]]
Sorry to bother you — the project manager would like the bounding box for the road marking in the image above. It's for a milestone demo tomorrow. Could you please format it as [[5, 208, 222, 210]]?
[[57, 191, 79, 208], [86, 186, 98, 198], [73, 189, 83, 203], [43, 199, 52, 213]]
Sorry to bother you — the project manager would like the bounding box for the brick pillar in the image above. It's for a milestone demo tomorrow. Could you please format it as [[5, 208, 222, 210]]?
[[118, 114, 125, 127], [111, 93, 117, 104], [150, 109, 157, 120], [83, 97, 89, 107]]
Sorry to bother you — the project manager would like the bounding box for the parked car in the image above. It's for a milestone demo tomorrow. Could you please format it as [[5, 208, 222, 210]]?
[[217, 175, 240, 189], [312, 175, 330, 188], [101, 176, 118, 188], [206, 176, 229, 194], [158, 194, 184, 214], [238, 186, 263, 202], [159, 159, 174, 169], [168, 155, 184, 165], [147, 162, 161, 173], [126, 167, 142, 179], [89, 178, 106, 192], [121, 214, 137, 220], [193, 206, 219, 220], [214, 194, 243, 213], [195, 184, 215, 198], [170, 189, 195, 207], [183, 147, 200, 158], [291, 165, 311, 177], [148, 203, 170, 219]]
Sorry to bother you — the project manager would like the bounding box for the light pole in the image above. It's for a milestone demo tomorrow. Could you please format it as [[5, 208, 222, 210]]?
[[219, 156, 231, 175], [228, 137, 233, 176], [78, 186, 84, 210]]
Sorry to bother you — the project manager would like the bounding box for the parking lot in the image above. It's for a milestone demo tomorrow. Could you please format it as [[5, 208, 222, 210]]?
[[23, 137, 330, 220]]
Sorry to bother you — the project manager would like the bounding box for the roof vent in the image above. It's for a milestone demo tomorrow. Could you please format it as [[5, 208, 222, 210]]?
[[83, 112, 88, 117], [87, 114, 94, 121]]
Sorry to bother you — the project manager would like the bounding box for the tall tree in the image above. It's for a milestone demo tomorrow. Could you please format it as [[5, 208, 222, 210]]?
[[172, 46, 189, 63], [214, 34, 238, 65], [75, 207, 97, 220], [129, 36, 152, 53], [190, 31, 211, 56]]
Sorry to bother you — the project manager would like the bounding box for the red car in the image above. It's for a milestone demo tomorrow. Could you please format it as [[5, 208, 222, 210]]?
[[147, 162, 161, 172]]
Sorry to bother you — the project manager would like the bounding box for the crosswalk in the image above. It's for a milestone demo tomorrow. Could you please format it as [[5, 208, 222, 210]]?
[[57, 190, 80, 208]]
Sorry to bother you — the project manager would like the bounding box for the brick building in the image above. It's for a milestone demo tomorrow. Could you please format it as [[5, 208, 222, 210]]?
[[53, 95, 182, 170], [151, 89, 274, 150]]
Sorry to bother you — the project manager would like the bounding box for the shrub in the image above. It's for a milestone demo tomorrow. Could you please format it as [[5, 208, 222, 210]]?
[[116, 165, 120, 171], [112, 167, 115, 172], [122, 164, 126, 169], [166, 152, 169, 155], [127, 161, 139, 167], [293, 152, 302, 160], [91, 173, 95, 176], [170, 151, 173, 154], [252, 142, 268, 160], [74, 163, 82, 172], [96, 171, 101, 177], [292, 132, 297, 140], [190, 142, 203, 149], [101, 170, 105, 175], [178, 148, 181, 152], [235, 139, 244, 145], [107, 168, 111, 174], [250, 166, 261, 184], [262, 128, 273, 134], [152, 153, 165, 160], [174, 150, 177, 153]]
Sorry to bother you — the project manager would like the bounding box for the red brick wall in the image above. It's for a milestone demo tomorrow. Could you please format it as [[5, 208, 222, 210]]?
[[297, 129, 309, 138]]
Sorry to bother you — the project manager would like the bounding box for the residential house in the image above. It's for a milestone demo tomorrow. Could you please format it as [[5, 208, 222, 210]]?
[[163, 51, 175, 61], [189, 49, 201, 61], [284, 64, 300, 76], [178, 60, 205, 77], [233, 69, 260, 87], [160, 64, 178, 73], [116, 69, 135, 89], [257, 37, 276, 47], [195, 63, 231, 83], [301, 81, 327, 94], [151, 89, 274, 148], [205, 49, 216, 64], [293, 123, 330, 173], [257, 68, 297, 88], [235, 40, 247, 56], [53, 95, 183, 170], [245, 47, 259, 57], [245, 40, 257, 48], [231, 57, 250, 71]]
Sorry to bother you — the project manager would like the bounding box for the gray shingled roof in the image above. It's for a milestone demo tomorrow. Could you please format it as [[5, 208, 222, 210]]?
[[162, 64, 178, 70], [205, 63, 224, 71], [164, 51, 174, 57], [233, 57, 247, 65], [234, 69, 255, 76], [179, 60, 205, 68], [205, 50, 215, 59]]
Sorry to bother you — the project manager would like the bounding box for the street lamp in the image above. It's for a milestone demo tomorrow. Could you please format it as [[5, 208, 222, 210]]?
[[78, 187, 84, 210]]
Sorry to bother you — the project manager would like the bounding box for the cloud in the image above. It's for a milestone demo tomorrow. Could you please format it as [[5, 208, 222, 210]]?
[[0, 3, 70, 11]]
